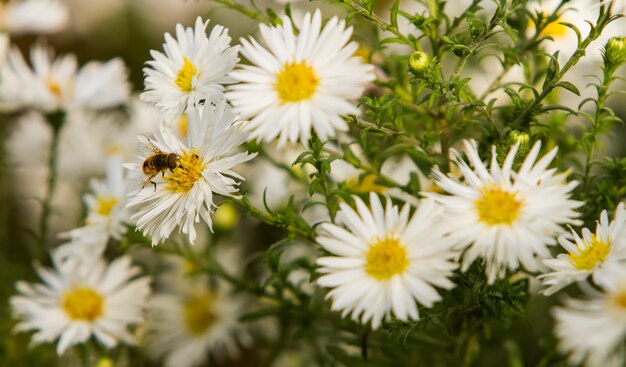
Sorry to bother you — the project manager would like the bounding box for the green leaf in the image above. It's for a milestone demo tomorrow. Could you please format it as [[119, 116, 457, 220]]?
[[390, 0, 400, 29], [555, 81, 580, 96]]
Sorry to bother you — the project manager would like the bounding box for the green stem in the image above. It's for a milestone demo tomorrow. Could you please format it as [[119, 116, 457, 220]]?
[[212, 0, 270, 23], [40, 111, 65, 252], [231, 197, 314, 241], [512, 10, 615, 127], [583, 67, 615, 190], [341, 0, 416, 48], [477, 3, 564, 101]]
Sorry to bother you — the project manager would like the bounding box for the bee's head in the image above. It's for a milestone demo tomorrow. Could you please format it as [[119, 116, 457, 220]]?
[[167, 153, 180, 170]]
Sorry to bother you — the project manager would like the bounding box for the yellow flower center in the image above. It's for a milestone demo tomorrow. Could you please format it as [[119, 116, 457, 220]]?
[[175, 57, 197, 93], [346, 174, 386, 193], [48, 79, 62, 97], [612, 291, 626, 310], [475, 185, 523, 226], [183, 294, 217, 335], [61, 288, 104, 321], [165, 149, 205, 193], [530, 16, 568, 39], [353, 46, 371, 62], [274, 61, 319, 103], [95, 195, 118, 217], [364, 236, 409, 281], [177, 113, 189, 138], [106, 144, 123, 155], [569, 235, 611, 271]]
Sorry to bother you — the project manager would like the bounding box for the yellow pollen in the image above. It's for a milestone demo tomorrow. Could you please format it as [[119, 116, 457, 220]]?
[[274, 61, 319, 103], [61, 288, 104, 321], [364, 236, 409, 281], [175, 57, 197, 93], [95, 195, 118, 216], [475, 185, 523, 226], [165, 149, 205, 193], [346, 174, 386, 193], [183, 293, 217, 335], [569, 235, 611, 271], [48, 80, 62, 97]]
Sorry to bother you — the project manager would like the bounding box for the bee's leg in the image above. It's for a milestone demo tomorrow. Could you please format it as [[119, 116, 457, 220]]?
[[151, 181, 157, 192]]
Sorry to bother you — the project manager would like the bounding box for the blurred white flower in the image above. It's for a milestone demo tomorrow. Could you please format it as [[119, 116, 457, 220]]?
[[553, 280, 626, 367], [0, 44, 129, 112], [226, 10, 375, 146], [56, 155, 132, 264], [141, 17, 239, 117], [426, 140, 582, 283], [316, 193, 458, 329], [10, 254, 151, 355], [540, 203, 626, 295], [145, 248, 253, 367], [125, 100, 256, 245], [0, 0, 68, 35]]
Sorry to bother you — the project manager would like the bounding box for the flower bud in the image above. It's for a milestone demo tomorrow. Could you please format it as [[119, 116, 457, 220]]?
[[603, 36, 626, 69], [408, 51, 432, 77], [505, 130, 531, 156], [95, 358, 114, 367], [213, 201, 239, 231]]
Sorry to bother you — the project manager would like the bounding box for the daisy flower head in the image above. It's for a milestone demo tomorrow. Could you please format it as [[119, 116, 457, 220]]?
[[226, 10, 375, 146], [145, 250, 252, 367], [0, 0, 69, 35], [0, 44, 130, 112], [552, 280, 626, 367], [316, 193, 458, 329], [56, 155, 132, 264], [426, 140, 582, 284], [125, 99, 256, 245], [141, 17, 239, 117], [540, 203, 626, 296], [10, 253, 151, 355]]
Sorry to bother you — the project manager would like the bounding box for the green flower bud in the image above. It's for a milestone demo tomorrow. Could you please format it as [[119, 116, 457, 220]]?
[[213, 201, 239, 231], [505, 130, 531, 156], [603, 36, 626, 69], [408, 51, 432, 77], [95, 358, 114, 367]]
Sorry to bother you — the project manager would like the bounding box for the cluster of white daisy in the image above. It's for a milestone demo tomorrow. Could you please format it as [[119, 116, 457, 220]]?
[[3, 0, 626, 366]]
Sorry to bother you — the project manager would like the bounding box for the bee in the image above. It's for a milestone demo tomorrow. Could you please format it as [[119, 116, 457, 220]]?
[[138, 135, 180, 190]]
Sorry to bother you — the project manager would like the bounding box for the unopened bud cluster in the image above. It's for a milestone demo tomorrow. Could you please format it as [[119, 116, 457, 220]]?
[[603, 36, 626, 70]]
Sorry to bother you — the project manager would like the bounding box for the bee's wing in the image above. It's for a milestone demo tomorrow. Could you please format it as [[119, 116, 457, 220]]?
[[137, 134, 161, 153]]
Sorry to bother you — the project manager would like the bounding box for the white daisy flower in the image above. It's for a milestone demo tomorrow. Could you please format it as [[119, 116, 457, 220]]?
[[426, 140, 582, 283], [10, 254, 151, 355], [145, 249, 252, 367], [0, 44, 129, 112], [0, 0, 69, 35], [56, 155, 132, 263], [552, 281, 626, 367], [125, 100, 256, 245], [141, 16, 239, 117], [540, 203, 626, 295], [316, 193, 458, 329], [226, 10, 375, 146]]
